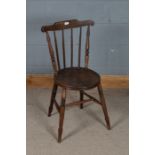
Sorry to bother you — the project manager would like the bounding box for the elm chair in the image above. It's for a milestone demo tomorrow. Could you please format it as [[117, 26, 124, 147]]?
[[41, 19, 111, 143]]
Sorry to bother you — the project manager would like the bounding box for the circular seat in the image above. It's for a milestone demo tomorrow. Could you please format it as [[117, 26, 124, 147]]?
[[55, 67, 100, 90]]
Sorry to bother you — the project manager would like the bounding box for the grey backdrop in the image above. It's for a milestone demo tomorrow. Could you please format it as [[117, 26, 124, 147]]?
[[26, 0, 129, 75]]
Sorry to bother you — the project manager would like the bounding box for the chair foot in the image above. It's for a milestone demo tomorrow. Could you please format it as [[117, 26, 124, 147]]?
[[48, 104, 54, 117], [48, 110, 52, 117], [48, 114, 51, 117], [80, 104, 83, 109], [106, 118, 111, 130], [58, 128, 63, 143], [58, 107, 65, 143]]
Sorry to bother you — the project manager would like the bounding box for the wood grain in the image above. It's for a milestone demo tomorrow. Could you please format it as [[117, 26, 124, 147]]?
[[26, 75, 54, 88], [26, 74, 128, 88], [101, 75, 129, 88]]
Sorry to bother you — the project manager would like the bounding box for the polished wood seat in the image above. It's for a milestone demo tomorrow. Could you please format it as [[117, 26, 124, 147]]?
[[41, 19, 111, 143], [55, 67, 100, 90]]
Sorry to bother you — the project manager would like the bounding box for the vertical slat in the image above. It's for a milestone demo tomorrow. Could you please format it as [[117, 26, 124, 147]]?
[[62, 29, 66, 68], [71, 28, 73, 67], [78, 27, 82, 67], [53, 31, 60, 70], [85, 25, 90, 68], [45, 32, 57, 74]]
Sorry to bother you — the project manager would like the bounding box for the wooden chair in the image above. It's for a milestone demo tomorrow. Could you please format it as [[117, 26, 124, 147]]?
[[41, 19, 111, 143]]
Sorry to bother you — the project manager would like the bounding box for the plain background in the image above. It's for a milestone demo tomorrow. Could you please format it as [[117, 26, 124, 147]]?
[[26, 0, 129, 75], [1, 0, 155, 155]]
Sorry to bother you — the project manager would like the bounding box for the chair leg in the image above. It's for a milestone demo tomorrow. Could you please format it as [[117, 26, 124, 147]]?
[[97, 83, 111, 130], [48, 84, 58, 117], [80, 90, 83, 109], [58, 88, 66, 143]]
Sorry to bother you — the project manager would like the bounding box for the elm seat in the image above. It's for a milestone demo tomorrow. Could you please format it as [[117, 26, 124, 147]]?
[[55, 67, 100, 90]]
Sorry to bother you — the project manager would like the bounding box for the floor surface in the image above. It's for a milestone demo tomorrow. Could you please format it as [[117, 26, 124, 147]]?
[[27, 88, 129, 155]]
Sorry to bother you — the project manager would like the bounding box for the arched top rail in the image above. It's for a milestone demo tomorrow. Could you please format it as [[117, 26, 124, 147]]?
[[41, 19, 94, 32]]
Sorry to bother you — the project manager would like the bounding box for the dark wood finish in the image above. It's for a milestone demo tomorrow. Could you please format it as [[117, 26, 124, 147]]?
[[55, 67, 100, 90], [53, 31, 60, 70], [80, 90, 83, 109], [54, 100, 60, 113], [41, 19, 111, 143], [85, 25, 90, 68], [66, 99, 93, 108], [45, 32, 57, 74], [97, 83, 111, 130], [58, 88, 66, 143], [78, 27, 82, 67], [62, 30, 66, 68], [48, 84, 58, 117], [41, 19, 94, 32], [42, 19, 94, 75], [70, 28, 73, 67], [82, 91, 101, 105]]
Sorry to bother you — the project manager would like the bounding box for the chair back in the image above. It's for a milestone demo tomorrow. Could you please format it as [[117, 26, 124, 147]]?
[[41, 19, 94, 75]]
